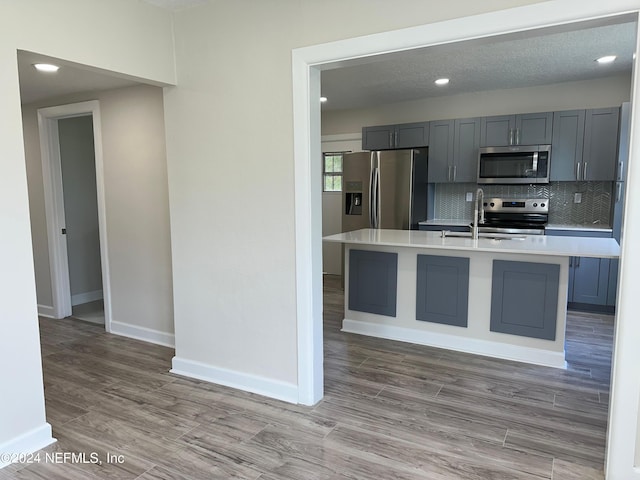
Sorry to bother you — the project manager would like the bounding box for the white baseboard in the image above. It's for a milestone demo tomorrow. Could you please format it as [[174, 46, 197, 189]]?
[[110, 321, 175, 348], [0, 423, 56, 469], [171, 356, 298, 404], [342, 318, 567, 369], [71, 290, 103, 306], [37, 304, 56, 318]]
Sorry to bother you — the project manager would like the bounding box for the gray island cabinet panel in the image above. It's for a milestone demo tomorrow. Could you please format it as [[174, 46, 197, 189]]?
[[416, 255, 469, 327], [348, 249, 398, 317], [490, 260, 559, 340]]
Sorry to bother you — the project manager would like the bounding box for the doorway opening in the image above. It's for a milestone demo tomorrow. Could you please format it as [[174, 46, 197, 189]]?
[[38, 101, 112, 331], [294, 4, 640, 477]]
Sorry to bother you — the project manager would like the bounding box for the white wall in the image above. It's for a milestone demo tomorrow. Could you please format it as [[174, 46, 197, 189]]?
[[164, 0, 548, 401], [322, 75, 631, 135], [0, 0, 175, 463], [22, 85, 174, 338]]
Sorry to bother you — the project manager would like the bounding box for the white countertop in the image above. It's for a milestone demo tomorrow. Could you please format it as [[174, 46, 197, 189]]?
[[323, 229, 620, 258]]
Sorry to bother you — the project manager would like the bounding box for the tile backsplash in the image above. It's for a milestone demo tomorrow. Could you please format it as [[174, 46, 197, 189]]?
[[433, 181, 612, 227]]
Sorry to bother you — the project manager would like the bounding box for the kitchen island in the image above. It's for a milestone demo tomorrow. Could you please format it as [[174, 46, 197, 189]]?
[[323, 229, 620, 368]]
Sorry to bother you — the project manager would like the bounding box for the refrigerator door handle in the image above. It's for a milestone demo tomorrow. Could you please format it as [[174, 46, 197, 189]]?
[[369, 153, 376, 228], [373, 167, 380, 228]]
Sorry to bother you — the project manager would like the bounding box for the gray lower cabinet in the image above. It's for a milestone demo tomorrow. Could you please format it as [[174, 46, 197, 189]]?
[[416, 255, 469, 327], [348, 249, 397, 317], [490, 260, 559, 340], [545, 229, 612, 307]]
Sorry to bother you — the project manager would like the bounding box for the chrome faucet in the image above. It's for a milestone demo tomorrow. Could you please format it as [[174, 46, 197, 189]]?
[[471, 188, 485, 240]]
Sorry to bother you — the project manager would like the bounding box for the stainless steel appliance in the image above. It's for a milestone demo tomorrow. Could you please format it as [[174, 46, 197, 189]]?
[[479, 198, 549, 235], [608, 102, 629, 304], [477, 145, 551, 184], [342, 149, 428, 232]]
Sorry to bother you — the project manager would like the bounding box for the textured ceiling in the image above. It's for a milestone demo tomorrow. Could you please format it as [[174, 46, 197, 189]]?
[[321, 19, 637, 111], [140, 0, 208, 11], [16, 12, 636, 107]]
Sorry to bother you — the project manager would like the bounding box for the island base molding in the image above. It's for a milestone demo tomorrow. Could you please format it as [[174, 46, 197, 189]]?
[[342, 318, 567, 369]]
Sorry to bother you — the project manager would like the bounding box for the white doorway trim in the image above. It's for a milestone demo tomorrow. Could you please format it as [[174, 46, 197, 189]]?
[[38, 100, 112, 332], [292, 0, 640, 477]]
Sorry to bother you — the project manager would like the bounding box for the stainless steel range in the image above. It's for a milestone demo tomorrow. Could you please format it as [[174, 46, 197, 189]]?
[[479, 198, 549, 235]]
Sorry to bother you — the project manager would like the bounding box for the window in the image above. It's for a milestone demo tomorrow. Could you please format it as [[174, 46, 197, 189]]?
[[323, 153, 343, 192]]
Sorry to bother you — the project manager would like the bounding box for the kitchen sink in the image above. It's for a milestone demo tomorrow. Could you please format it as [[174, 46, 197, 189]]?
[[440, 231, 526, 241]]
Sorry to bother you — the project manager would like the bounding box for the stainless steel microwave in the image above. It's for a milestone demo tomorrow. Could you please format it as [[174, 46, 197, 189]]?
[[477, 145, 551, 184]]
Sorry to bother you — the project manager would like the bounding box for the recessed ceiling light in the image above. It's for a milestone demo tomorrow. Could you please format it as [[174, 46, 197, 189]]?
[[435, 78, 450, 86], [596, 55, 617, 64], [33, 63, 60, 72], [320, 96, 328, 103]]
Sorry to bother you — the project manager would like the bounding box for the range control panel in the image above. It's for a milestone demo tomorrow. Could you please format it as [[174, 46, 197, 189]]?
[[483, 198, 549, 214]]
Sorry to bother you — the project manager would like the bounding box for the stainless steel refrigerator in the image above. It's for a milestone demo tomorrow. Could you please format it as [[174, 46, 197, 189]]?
[[608, 101, 629, 305], [342, 148, 428, 232]]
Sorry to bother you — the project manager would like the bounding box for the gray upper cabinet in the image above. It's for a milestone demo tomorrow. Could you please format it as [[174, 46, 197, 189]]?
[[362, 125, 395, 150], [480, 115, 513, 147], [551, 107, 619, 181], [551, 110, 585, 181], [453, 117, 481, 182], [427, 120, 454, 182], [582, 107, 620, 181], [480, 112, 553, 146], [362, 122, 429, 150], [428, 117, 480, 182]]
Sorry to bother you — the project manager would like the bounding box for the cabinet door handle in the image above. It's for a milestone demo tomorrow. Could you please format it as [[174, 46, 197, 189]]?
[[516, 128, 520, 145], [569, 257, 573, 267], [394, 131, 398, 147], [575, 257, 581, 267], [509, 129, 514, 145], [583, 162, 588, 180], [453, 165, 457, 181], [576, 162, 582, 181], [389, 132, 394, 147], [617, 182, 622, 203], [447, 165, 452, 182]]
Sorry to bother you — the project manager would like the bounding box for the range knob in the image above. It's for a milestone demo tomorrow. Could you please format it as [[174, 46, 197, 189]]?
[[541, 203, 546, 208], [490, 202, 495, 207], [533, 203, 538, 207]]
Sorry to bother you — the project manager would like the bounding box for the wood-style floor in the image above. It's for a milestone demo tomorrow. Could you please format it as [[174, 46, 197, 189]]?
[[2, 275, 612, 479]]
